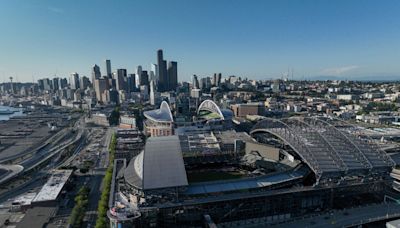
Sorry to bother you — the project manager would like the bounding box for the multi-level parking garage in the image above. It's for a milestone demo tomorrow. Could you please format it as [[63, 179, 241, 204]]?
[[251, 116, 394, 185]]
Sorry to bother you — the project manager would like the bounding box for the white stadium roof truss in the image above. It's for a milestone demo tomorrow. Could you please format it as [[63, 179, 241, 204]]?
[[250, 116, 394, 183], [197, 100, 225, 120]]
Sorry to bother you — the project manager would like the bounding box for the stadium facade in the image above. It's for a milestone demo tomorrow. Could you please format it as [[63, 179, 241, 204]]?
[[109, 113, 396, 227], [143, 101, 174, 137]]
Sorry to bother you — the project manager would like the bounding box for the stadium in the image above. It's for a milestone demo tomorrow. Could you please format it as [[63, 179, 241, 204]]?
[[108, 116, 396, 227], [143, 101, 174, 137], [197, 100, 233, 121]]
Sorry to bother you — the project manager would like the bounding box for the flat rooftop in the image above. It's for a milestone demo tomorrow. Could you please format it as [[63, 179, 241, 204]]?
[[214, 130, 253, 145], [32, 169, 72, 203], [12, 192, 37, 206], [179, 132, 221, 154]]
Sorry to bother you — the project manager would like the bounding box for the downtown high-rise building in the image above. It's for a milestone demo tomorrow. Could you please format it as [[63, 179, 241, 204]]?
[[59, 78, 68, 89], [157, 49, 177, 92], [168, 61, 177, 90], [200, 77, 212, 90], [52, 78, 59, 91], [115, 69, 127, 91], [127, 74, 136, 92], [140, 71, 149, 87], [212, 73, 222, 86], [135, 65, 142, 90], [105, 60, 112, 78], [43, 78, 52, 91], [37, 79, 45, 91], [70, 72, 80, 90], [213, 73, 217, 86], [80, 76, 91, 90], [157, 49, 168, 92], [192, 75, 199, 89], [150, 63, 158, 83], [94, 78, 108, 103], [216, 73, 222, 86], [149, 80, 160, 105], [92, 64, 101, 83]]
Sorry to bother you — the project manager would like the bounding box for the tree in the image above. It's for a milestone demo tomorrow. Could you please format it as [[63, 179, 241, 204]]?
[[68, 186, 90, 228], [108, 107, 120, 125], [95, 133, 117, 228]]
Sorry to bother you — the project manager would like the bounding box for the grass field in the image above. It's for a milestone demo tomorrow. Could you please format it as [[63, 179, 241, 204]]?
[[197, 110, 222, 120]]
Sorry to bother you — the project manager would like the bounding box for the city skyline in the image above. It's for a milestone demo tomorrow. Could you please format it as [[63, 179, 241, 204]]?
[[1, 0, 400, 82], [1, 1, 400, 227]]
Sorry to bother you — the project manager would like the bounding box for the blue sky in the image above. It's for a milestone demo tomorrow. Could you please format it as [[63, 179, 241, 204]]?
[[1, 0, 400, 82]]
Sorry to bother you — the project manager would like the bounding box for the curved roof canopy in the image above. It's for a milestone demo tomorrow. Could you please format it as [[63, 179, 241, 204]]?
[[197, 100, 225, 120], [125, 136, 188, 190], [250, 116, 393, 182], [143, 101, 174, 122]]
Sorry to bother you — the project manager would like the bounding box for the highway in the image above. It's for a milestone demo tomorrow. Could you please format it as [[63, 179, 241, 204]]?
[[0, 127, 71, 164], [0, 117, 87, 204], [21, 129, 82, 171], [0, 116, 114, 228], [0, 129, 86, 204]]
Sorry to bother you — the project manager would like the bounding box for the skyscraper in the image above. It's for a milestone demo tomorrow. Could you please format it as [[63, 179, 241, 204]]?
[[192, 75, 199, 89], [70, 72, 80, 90], [52, 78, 59, 91], [149, 79, 156, 105], [150, 63, 158, 82], [216, 73, 222, 86], [37, 79, 45, 91], [59, 78, 68, 89], [80, 76, 90, 90], [212, 73, 217, 86], [108, 78, 116, 90], [157, 49, 168, 92], [135, 65, 142, 89], [200, 77, 212, 90], [94, 78, 108, 103], [140, 71, 149, 86], [127, 74, 136, 92], [105, 60, 112, 78], [43, 78, 52, 91], [115, 69, 127, 91], [92, 64, 101, 83], [167, 61, 177, 90]]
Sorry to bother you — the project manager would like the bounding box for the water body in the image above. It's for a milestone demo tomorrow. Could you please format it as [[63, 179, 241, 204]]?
[[0, 106, 24, 121]]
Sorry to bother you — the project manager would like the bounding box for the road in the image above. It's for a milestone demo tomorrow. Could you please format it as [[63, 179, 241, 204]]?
[[84, 127, 115, 227], [98, 127, 114, 169], [84, 170, 105, 228], [273, 203, 400, 228]]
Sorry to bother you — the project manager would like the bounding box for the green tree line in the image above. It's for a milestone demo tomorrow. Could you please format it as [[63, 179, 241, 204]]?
[[68, 186, 90, 228], [95, 133, 116, 228]]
